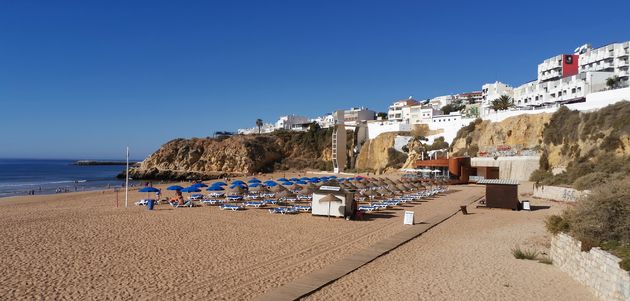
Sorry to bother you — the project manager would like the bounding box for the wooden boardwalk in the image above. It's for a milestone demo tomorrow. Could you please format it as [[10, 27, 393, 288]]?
[[253, 193, 483, 301]]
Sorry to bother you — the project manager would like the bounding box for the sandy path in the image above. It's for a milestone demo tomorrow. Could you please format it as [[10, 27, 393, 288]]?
[[0, 174, 483, 300], [303, 196, 597, 301]]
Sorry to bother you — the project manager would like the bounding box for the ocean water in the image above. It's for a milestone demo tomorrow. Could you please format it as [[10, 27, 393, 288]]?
[[0, 159, 134, 198]]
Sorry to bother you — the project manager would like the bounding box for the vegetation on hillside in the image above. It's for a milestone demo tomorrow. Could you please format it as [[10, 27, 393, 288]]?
[[441, 100, 465, 115], [450, 118, 483, 156], [490, 95, 513, 111], [530, 102, 630, 188], [546, 179, 630, 271]]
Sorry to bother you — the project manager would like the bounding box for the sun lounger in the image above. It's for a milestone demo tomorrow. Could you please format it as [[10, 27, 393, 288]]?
[[190, 194, 204, 200], [220, 204, 244, 211], [170, 200, 193, 208], [263, 199, 277, 205], [244, 201, 265, 207], [358, 205, 377, 212], [202, 199, 225, 205], [135, 199, 155, 206], [268, 207, 298, 214], [370, 203, 390, 209], [208, 192, 225, 198], [293, 205, 312, 212], [227, 195, 243, 201]]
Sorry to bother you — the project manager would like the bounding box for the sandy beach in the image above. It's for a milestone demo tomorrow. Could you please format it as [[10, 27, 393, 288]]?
[[0, 175, 595, 300]]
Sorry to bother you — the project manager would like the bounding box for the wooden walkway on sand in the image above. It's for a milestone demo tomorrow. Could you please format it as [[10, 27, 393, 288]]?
[[253, 192, 484, 301]]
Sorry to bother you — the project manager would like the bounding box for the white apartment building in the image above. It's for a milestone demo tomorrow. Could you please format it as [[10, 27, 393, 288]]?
[[237, 123, 276, 135], [311, 114, 334, 128], [455, 91, 483, 104], [513, 71, 611, 108], [387, 97, 419, 121], [275, 114, 309, 130], [428, 95, 455, 109], [431, 112, 462, 124], [406, 104, 442, 125], [579, 42, 629, 87], [481, 81, 514, 116], [343, 107, 376, 126]]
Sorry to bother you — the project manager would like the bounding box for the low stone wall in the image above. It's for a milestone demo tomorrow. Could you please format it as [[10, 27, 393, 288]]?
[[551, 233, 630, 301], [533, 185, 587, 202]]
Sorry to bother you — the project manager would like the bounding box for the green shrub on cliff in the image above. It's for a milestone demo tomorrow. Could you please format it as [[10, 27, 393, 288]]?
[[546, 179, 630, 271]]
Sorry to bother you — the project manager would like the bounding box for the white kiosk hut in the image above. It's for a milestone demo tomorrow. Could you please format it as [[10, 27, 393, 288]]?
[[311, 185, 354, 218]]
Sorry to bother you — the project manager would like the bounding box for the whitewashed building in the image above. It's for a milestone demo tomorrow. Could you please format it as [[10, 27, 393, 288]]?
[[406, 104, 442, 124], [311, 114, 334, 129], [481, 81, 514, 116], [579, 42, 629, 87], [428, 95, 455, 109], [275, 115, 309, 130], [387, 97, 419, 121], [237, 123, 276, 135], [513, 71, 611, 108], [342, 107, 376, 126]]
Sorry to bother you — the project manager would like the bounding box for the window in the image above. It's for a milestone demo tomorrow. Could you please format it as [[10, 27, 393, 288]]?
[[571, 88, 576, 94]]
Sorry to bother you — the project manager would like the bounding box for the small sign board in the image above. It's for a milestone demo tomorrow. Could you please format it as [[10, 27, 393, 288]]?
[[404, 211, 414, 225], [522, 200, 531, 211], [320, 186, 341, 191]]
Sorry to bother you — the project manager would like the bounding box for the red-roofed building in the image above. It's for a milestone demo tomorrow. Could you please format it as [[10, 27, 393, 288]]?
[[387, 97, 419, 122]]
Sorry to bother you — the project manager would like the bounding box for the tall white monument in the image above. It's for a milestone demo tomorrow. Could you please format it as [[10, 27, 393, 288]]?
[[332, 110, 346, 173]]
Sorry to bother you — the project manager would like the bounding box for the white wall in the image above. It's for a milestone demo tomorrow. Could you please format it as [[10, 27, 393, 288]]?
[[367, 121, 412, 139]]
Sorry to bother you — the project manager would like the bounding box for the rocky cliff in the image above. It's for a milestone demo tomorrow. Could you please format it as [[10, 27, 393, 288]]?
[[128, 128, 337, 180], [450, 113, 552, 158], [355, 132, 407, 173], [449, 101, 630, 187]]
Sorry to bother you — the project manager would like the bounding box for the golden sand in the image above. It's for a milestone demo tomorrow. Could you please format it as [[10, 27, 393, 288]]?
[[0, 174, 595, 300]]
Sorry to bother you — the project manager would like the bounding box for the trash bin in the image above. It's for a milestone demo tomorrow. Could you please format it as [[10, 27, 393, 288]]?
[[147, 199, 155, 210]]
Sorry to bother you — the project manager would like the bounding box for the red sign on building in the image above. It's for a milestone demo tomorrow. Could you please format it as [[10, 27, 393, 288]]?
[[562, 54, 579, 77]]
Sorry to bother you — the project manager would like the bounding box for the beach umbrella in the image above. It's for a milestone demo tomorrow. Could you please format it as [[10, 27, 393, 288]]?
[[295, 180, 308, 185], [139, 186, 161, 200], [180, 187, 201, 193], [337, 178, 346, 182], [319, 194, 342, 219], [167, 185, 184, 191], [228, 185, 245, 195], [232, 180, 246, 185], [191, 182, 208, 188], [230, 183, 247, 189], [270, 184, 287, 193], [248, 185, 266, 193], [290, 177, 299, 181], [276, 190, 296, 200], [248, 179, 261, 184], [212, 181, 227, 186], [207, 186, 224, 191], [328, 175, 337, 179], [277, 177, 289, 182], [264, 181, 278, 187], [249, 183, 262, 187]]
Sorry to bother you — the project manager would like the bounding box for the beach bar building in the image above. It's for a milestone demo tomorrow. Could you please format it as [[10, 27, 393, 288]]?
[[311, 185, 354, 218], [477, 179, 520, 210]]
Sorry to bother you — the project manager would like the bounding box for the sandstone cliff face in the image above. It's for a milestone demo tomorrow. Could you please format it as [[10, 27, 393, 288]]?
[[355, 132, 402, 173], [130, 129, 335, 180], [450, 113, 551, 157], [450, 101, 630, 170]]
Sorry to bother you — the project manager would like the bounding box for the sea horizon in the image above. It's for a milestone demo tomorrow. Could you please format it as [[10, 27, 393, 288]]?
[[0, 158, 142, 198]]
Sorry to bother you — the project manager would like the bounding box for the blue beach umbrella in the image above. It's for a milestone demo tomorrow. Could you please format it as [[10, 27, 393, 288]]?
[[230, 183, 247, 189], [290, 177, 299, 181], [248, 178, 261, 183], [167, 185, 184, 191], [277, 178, 289, 182], [264, 180, 277, 186], [328, 176, 337, 179], [139, 186, 161, 200], [207, 186, 224, 191], [232, 180, 246, 185], [295, 180, 308, 185], [191, 183, 208, 188], [181, 187, 201, 193], [213, 181, 227, 186], [249, 183, 261, 187]]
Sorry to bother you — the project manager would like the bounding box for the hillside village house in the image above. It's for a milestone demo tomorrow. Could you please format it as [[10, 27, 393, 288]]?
[[387, 97, 419, 122]]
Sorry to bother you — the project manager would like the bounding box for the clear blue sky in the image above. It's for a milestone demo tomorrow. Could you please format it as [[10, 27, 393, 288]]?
[[1, 0, 628, 160]]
